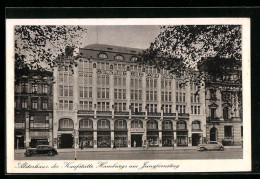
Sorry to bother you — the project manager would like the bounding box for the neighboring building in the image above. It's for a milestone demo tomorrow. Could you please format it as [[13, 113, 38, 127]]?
[[14, 70, 53, 148], [52, 44, 207, 149], [202, 59, 243, 146]]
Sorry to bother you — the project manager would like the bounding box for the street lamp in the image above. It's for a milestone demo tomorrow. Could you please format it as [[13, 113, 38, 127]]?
[[74, 129, 77, 160]]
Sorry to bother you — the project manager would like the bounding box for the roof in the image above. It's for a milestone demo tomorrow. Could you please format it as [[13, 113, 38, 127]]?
[[81, 44, 143, 55]]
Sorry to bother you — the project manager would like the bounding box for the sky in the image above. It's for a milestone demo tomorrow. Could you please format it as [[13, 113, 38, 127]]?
[[80, 25, 161, 49]]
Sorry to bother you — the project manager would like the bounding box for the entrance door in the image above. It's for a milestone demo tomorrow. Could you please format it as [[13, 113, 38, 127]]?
[[131, 134, 142, 147], [192, 134, 201, 146], [210, 127, 217, 141], [60, 134, 73, 148]]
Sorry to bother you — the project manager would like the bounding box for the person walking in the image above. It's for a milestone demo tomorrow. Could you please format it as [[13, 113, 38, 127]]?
[[113, 141, 116, 149], [134, 141, 136, 148]]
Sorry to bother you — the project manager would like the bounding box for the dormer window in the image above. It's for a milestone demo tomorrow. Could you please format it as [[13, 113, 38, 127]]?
[[130, 56, 138, 62], [98, 53, 108, 59], [115, 55, 124, 60]]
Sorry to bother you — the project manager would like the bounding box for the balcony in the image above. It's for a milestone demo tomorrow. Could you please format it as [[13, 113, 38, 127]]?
[[114, 111, 129, 116], [206, 117, 220, 123], [132, 112, 146, 116], [147, 112, 161, 116], [96, 111, 112, 115], [78, 110, 94, 115], [163, 113, 176, 117]]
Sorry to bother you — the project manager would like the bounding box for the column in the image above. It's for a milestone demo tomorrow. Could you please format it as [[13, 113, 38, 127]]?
[[172, 77, 176, 113], [53, 67, 58, 148], [126, 69, 131, 112], [127, 120, 131, 148], [48, 113, 53, 146], [109, 73, 114, 111], [142, 69, 147, 112], [173, 120, 177, 147], [216, 89, 222, 118], [25, 111, 30, 147], [92, 64, 97, 116], [157, 74, 162, 112], [73, 65, 79, 111], [111, 120, 114, 148], [143, 120, 147, 144], [93, 120, 97, 148], [158, 120, 162, 147], [185, 80, 191, 114], [187, 120, 192, 147]]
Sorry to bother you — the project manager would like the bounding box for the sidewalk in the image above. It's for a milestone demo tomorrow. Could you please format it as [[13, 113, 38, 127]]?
[[14, 145, 242, 154]]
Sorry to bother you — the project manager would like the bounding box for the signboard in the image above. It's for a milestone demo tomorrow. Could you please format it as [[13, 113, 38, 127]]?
[[129, 128, 145, 132], [30, 131, 49, 139]]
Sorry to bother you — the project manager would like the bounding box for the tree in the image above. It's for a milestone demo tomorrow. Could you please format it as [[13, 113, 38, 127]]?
[[139, 25, 242, 109], [15, 25, 88, 82]]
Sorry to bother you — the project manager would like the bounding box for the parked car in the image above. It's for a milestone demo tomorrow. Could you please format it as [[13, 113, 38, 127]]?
[[24, 145, 58, 157], [197, 141, 224, 151]]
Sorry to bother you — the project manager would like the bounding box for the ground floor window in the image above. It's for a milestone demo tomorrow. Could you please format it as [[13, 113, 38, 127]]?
[[162, 131, 173, 146], [58, 134, 73, 148], [79, 131, 93, 148], [97, 131, 111, 148], [114, 131, 128, 147], [14, 131, 24, 149], [177, 131, 188, 146], [192, 133, 202, 146], [147, 131, 159, 146]]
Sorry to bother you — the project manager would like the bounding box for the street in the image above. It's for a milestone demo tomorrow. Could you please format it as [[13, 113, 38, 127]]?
[[15, 148, 242, 160]]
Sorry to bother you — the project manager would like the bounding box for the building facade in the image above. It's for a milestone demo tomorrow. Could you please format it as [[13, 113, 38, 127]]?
[[14, 70, 53, 148], [205, 82, 243, 146], [52, 44, 207, 149]]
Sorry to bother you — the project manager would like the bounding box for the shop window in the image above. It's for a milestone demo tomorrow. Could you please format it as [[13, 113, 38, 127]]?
[[97, 119, 110, 129]]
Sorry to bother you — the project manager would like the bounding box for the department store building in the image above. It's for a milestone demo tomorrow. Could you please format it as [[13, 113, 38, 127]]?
[[52, 44, 207, 149]]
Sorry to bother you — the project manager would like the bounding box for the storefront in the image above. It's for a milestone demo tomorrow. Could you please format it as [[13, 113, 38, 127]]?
[[29, 131, 49, 148], [58, 118, 74, 148], [97, 119, 111, 148], [147, 120, 159, 147], [162, 120, 173, 147], [14, 130, 25, 149], [79, 131, 94, 148], [176, 120, 188, 146], [114, 119, 128, 147]]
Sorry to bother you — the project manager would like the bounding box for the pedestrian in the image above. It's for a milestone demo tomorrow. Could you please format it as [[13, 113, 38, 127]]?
[[113, 141, 116, 149], [146, 141, 149, 149], [80, 141, 84, 150], [134, 141, 136, 148]]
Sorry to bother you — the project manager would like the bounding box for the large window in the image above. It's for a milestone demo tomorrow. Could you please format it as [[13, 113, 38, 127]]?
[[176, 121, 187, 130], [114, 120, 127, 129], [79, 119, 93, 129], [31, 99, 38, 109], [97, 119, 110, 129], [192, 121, 201, 130], [42, 84, 48, 94], [162, 120, 172, 130], [58, 100, 73, 111], [30, 115, 49, 129], [59, 118, 74, 131], [147, 120, 158, 129], [97, 102, 110, 111], [21, 98, 27, 109], [131, 120, 143, 128]]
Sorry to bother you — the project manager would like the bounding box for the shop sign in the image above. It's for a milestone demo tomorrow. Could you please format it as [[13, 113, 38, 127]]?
[[30, 131, 49, 139], [15, 123, 25, 129], [129, 128, 145, 132]]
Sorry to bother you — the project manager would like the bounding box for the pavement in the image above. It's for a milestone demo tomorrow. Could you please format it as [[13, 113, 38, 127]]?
[[14, 145, 242, 154]]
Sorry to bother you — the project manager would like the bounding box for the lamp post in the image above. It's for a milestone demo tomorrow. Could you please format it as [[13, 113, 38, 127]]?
[[74, 129, 77, 160]]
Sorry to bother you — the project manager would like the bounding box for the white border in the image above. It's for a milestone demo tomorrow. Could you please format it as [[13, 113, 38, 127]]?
[[6, 18, 251, 173]]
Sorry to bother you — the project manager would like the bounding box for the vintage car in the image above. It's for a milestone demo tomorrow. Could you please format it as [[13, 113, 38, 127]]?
[[24, 145, 58, 157], [197, 141, 224, 151]]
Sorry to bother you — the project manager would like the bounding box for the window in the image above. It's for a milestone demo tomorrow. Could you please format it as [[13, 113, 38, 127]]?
[[98, 53, 108, 59], [21, 83, 28, 93], [21, 98, 27, 109], [79, 119, 93, 128], [177, 121, 186, 130], [224, 126, 233, 137], [147, 120, 158, 129], [98, 119, 110, 129], [115, 55, 124, 60], [223, 107, 229, 121], [162, 120, 172, 130], [130, 56, 138, 62], [32, 84, 37, 93], [42, 84, 48, 93], [192, 121, 200, 130], [131, 120, 143, 128], [210, 89, 216, 99], [59, 118, 74, 130], [42, 99, 48, 110], [32, 99, 38, 109]]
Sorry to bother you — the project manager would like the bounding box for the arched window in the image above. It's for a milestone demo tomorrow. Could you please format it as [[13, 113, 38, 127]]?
[[79, 119, 93, 129], [59, 118, 74, 131], [114, 119, 127, 129], [131, 119, 143, 128], [176, 120, 186, 130], [162, 120, 172, 130], [192, 121, 201, 130], [130, 56, 138, 62], [98, 53, 108, 59], [115, 55, 124, 60], [223, 107, 229, 121], [97, 119, 110, 129], [147, 120, 158, 129]]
